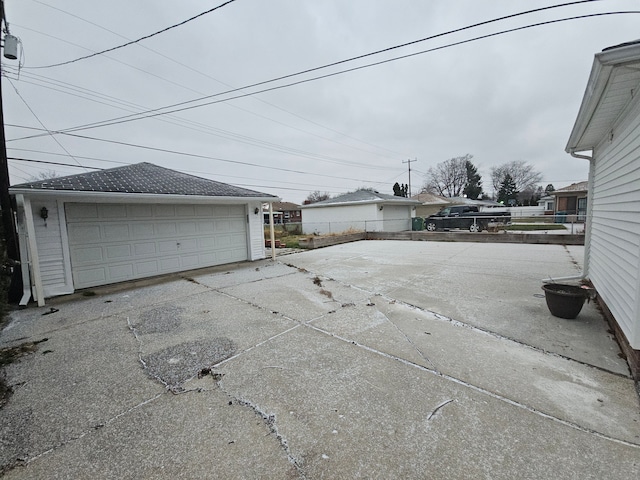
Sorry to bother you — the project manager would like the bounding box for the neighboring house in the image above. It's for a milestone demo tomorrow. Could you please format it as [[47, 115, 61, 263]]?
[[537, 195, 555, 214], [9, 162, 278, 305], [263, 201, 302, 224], [566, 40, 640, 378], [411, 192, 451, 218], [550, 181, 588, 221], [301, 190, 421, 235]]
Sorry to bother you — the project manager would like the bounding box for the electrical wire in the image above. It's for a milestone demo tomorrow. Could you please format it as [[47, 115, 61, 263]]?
[[25, 0, 408, 159], [2, 68, 400, 171], [6, 125, 398, 185], [5, 77, 88, 170], [10, 9, 635, 141], [23, 0, 239, 69]]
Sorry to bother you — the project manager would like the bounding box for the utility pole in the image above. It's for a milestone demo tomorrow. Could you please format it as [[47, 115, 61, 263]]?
[[402, 158, 417, 198], [0, 0, 18, 261]]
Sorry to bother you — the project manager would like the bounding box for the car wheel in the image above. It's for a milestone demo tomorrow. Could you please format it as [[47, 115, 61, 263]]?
[[426, 222, 437, 231], [469, 223, 481, 233]]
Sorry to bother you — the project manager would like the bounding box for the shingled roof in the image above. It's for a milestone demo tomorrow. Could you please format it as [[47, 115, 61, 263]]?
[[303, 190, 420, 207], [10, 162, 277, 199]]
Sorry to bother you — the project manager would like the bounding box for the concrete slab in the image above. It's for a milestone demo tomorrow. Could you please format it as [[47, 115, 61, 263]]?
[[285, 241, 628, 375], [1, 240, 638, 478]]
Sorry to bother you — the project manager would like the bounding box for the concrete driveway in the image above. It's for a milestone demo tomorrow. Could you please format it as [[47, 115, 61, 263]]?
[[1, 240, 639, 479]]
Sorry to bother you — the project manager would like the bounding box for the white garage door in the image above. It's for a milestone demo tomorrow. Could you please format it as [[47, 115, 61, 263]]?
[[66, 203, 248, 289]]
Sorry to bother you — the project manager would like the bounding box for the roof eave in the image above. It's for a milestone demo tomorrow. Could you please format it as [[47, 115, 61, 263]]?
[[566, 42, 640, 153], [9, 189, 280, 204], [302, 199, 421, 209]]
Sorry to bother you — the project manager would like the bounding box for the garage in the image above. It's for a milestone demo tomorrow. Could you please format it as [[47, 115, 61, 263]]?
[[66, 202, 248, 288], [10, 162, 278, 304]]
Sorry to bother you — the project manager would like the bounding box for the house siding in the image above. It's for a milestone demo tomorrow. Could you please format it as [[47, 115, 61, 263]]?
[[590, 100, 640, 349], [32, 198, 72, 297], [248, 201, 266, 260], [302, 204, 375, 235]]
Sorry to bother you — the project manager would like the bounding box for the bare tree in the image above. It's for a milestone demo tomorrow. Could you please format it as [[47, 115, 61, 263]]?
[[303, 190, 331, 204], [423, 154, 474, 198], [490, 161, 542, 198], [26, 169, 60, 182]]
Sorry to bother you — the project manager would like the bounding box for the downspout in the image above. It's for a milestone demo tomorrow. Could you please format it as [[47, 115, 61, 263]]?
[[268, 202, 276, 261], [542, 149, 594, 284]]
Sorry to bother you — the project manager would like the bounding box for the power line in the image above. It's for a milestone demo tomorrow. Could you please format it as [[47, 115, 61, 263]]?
[[24, 0, 239, 69], [7, 125, 397, 185], [5, 76, 87, 170], [11, 9, 635, 141], [2, 68, 399, 171], [23, 0, 409, 160]]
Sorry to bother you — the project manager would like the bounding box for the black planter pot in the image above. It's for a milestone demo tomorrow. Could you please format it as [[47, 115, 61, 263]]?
[[542, 284, 589, 319]]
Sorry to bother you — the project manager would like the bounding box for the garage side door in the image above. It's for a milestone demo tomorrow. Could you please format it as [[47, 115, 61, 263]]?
[[66, 203, 247, 289]]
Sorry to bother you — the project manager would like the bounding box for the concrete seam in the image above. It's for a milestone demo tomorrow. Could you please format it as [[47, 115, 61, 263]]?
[[306, 323, 640, 449]]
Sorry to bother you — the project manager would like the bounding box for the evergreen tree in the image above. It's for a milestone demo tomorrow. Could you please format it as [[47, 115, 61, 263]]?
[[497, 174, 518, 205], [462, 160, 483, 199], [393, 182, 403, 196]]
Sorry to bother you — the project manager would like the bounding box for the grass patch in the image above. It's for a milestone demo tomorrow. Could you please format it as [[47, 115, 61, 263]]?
[[505, 224, 567, 231]]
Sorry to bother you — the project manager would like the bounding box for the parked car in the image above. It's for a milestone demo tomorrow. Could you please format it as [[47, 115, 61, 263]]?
[[425, 205, 511, 232]]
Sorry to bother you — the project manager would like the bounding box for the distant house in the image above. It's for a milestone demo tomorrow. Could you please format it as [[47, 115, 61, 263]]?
[[550, 181, 588, 221], [410, 192, 451, 217], [537, 195, 555, 214], [301, 190, 421, 235], [566, 40, 640, 378], [263, 201, 302, 224], [9, 163, 278, 305]]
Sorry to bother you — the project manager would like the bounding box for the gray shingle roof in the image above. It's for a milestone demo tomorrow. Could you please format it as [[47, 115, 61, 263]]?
[[10, 162, 277, 198], [304, 190, 421, 207]]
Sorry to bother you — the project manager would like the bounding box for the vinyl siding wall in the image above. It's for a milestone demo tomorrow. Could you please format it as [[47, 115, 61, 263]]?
[[33, 199, 73, 297], [248, 201, 266, 260], [590, 99, 640, 349]]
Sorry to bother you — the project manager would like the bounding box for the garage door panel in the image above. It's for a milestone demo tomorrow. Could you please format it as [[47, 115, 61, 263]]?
[[68, 225, 102, 244], [104, 224, 129, 240], [136, 260, 159, 275], [101, 205, 126, 218], [178, 222, 197, 234], [72, 246, 104, 264], [66, 202, 248, 289], [109, 264, 134, 280], [105, 244, 131, 260], [134, 242, 156, 256], [156, 223, 177, 235]]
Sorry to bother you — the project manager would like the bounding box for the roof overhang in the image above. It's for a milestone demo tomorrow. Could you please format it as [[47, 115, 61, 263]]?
[[566, 41, 640, 154], [8, 188, 280, 205], [302, 199, 421, 209]]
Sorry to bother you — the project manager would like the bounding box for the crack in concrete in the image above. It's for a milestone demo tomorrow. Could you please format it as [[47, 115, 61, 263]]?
[[305, 323, 640, 449], [223, 391, 306, 479]]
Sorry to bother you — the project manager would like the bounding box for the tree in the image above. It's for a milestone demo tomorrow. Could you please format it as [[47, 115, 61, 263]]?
[[462, 160, 483, 200], [490, 161, 542, 198], [303, 191, 331, 204], [26, 170, 60, 182], [544, 184, 555, 194], [424, 154, 478, 198], [393, 182, 402, 197], [497, 174, 518, 205]]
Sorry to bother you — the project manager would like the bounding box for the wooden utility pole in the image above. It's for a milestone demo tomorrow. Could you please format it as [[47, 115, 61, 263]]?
[[0, 0, 17, 261], [402, 158, 417, 198]]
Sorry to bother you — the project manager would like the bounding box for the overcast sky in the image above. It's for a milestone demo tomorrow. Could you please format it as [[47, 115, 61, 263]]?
[[2, 0, 639, 203]]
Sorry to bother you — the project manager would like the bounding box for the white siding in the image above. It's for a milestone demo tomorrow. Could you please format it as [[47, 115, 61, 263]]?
[[302, 204, 378, 235], [591, 99, 640, 349], [381, 205, 413, 231], [247, 201, 266, 260], [32, 198, 72, 297]]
